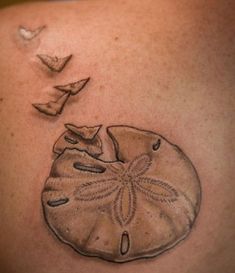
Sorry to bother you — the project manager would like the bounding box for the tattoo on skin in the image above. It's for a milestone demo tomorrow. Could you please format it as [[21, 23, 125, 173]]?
[[32, 93, 70, 116], [42, 125, 201, 263], [54, 78, 90, 96], [53, 124, 103, 157], [23, 23, 201, 263], [18, 25, 46, 40], [37, 54, 73, 73], [32, 78, 90, 116]]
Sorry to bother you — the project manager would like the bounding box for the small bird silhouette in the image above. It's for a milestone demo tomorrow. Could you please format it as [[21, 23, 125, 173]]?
[[32, 93, 70, 116], [18, 25, 45, 40], [54, 78, 90, 95], [37, 54, 73, 72]]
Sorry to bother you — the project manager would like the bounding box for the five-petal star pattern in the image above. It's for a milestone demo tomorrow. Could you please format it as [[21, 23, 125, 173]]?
[[75, 154, 179, 226]]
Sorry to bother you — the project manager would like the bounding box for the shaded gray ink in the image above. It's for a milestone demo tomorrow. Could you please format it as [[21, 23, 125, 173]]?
[[53, 124, 103, 157], [47, 198, 69, 207], [120, 231, 130, 255], [54, 78, 90, 95], [73, 162, 106, 173], [32, 77, 90, 117], [37, 54, 73, 72], [42, 125, 201, 263], [152, 139, 161, 151], [18, 25, 46, 40], [65, 124, 102, 140], [64, 135, 78, 145], [32, 92, 70, 116]]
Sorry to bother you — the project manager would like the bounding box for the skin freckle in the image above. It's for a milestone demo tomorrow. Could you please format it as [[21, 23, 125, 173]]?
[[104, 240, 109, 246]]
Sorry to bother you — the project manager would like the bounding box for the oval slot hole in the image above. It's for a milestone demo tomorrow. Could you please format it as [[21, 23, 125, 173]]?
[[64, 135, 78, 144], [73, 162, 106, 174], [47, 198, 69, 207], [152, 139, 161, 151], [120, 231, 130, 255]]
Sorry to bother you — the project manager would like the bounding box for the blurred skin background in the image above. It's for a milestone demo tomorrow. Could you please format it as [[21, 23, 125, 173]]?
[[0, 0, 47, 8]]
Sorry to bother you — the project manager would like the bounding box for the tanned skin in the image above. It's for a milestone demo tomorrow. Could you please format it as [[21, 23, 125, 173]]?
[[0, 1, 234, 273]]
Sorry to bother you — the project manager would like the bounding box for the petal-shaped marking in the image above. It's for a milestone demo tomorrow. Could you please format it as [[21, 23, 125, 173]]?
[[74, 178, 119, 201], [114, 184, 136, 226], [135, 177, 178, 202], [127, 154, 152, 177], [108, 162, 125, 175]]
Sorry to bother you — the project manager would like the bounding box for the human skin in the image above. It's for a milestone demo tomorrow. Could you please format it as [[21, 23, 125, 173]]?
[[0, 0, 234, 272]]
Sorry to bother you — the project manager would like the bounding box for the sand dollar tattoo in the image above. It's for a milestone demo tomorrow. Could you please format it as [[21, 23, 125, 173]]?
[[53, 124, 103, 157], [42, 125, 201, 263]]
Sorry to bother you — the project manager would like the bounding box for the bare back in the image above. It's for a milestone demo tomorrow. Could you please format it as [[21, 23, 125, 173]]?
[[0, 1, 234, 273]]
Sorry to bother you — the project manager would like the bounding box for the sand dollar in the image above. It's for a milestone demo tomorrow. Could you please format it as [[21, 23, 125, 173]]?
[[42, 125, 201, 262]]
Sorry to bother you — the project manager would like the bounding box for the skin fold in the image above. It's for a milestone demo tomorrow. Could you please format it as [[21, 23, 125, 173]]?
[[0, 0, 234, 273]]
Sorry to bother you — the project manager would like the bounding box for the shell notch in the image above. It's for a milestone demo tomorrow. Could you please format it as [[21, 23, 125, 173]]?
[[53, 124, 103, 157]]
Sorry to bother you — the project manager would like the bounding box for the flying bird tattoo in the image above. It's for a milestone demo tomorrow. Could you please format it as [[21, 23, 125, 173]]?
[[32, 93, 70, 116], [32, 77, 90, 116], [54, 78, 90, 95], [37, 54, 73, 72], [18, 25, 46, 40]]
